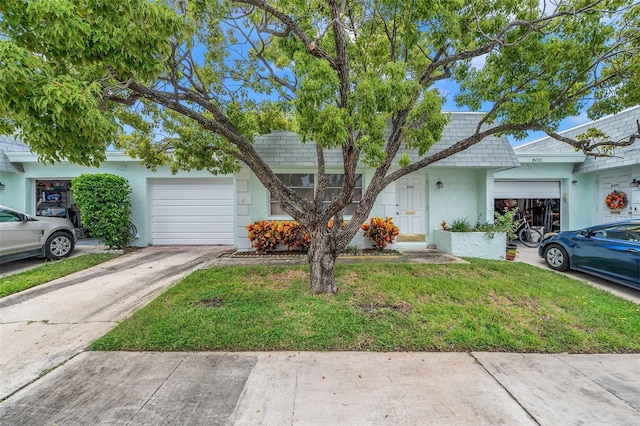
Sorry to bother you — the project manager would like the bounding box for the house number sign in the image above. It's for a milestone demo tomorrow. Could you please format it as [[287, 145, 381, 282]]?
[[406, 185, 414, 189]]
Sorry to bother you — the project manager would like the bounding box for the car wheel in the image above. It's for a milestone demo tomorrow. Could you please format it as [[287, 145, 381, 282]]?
[[45, 231, 74, 260], [544, 244, 569, 271]]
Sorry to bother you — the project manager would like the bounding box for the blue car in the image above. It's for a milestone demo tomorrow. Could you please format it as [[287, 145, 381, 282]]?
[[538, 220, 640, 290]]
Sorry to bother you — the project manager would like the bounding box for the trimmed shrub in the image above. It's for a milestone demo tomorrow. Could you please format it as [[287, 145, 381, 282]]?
[[361, 217, 400, 250], [246, 220, 312, 253], [246, 220, 280, 253], [71, 174, 132, 249]]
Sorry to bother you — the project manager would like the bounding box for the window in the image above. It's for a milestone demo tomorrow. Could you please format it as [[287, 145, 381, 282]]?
[[322, 174, 362, 215], [0, 208, 22, 222], [270, 173, 363, 216], [270, 174, 314, 215], [603, 224, 640, 242]]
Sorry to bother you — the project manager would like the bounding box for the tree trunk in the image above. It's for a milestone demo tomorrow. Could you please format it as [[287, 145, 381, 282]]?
[[307, 227, 338, 294]]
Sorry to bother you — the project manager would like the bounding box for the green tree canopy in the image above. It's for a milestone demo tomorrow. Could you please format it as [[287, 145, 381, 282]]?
[[1, 0, 638, 292]]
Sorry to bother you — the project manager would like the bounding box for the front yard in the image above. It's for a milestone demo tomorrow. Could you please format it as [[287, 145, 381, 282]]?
[[90, 260, 640, 353]]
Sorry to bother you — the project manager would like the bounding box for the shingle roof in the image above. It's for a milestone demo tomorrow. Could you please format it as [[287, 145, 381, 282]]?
[[0, 135, 28, 173], [254, 112, 519, 169], [1, 112, 521, 172], [514, 106, 640, 174]]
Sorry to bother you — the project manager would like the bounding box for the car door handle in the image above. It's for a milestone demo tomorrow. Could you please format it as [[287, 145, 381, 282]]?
[[625, 248, 640, 255]]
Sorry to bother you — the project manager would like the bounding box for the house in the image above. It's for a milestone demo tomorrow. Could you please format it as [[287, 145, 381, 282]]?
[[0, 112, 518, 249], [495, 105, 640, 232], [1, 107, 638, 250]]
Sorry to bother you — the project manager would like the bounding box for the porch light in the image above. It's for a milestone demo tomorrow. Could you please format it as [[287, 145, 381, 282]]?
[[436, 180, 443, 189], [0, 182, 5, 190], [631, 179, 639, 188]]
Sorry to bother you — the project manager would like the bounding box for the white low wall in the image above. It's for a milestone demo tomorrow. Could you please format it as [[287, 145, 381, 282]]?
[[433, 230, 506, 260]]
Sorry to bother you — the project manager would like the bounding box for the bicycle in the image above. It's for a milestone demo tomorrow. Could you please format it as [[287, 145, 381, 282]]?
[[129, 221, 138, 239], [514, 212, 543, 248]]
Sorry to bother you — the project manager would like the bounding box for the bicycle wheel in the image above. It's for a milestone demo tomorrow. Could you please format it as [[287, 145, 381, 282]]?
[[518, 226, 542, 247], [129, 221, 137, 239]]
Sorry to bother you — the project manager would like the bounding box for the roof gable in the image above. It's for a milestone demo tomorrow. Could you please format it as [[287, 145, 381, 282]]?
[[0, 135, 28, 173], [514, 106, 640, 173]]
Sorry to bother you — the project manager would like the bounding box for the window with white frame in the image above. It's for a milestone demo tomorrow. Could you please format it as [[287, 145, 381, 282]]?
[[270, 173, 363, 215]]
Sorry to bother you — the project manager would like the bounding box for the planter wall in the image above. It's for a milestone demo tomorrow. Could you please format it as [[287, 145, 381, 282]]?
[[434, 230, 506, 260]]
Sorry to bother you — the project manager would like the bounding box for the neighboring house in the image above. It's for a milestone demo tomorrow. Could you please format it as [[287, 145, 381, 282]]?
[[495, 105, 640, 232], [1, 107, 637, 250]]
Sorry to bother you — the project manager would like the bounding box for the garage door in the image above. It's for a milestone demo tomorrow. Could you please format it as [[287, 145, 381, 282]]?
[[494, 180, 561, 199], [151, 178, 234, 245]]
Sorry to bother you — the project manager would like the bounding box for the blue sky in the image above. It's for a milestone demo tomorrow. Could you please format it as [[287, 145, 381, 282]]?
[[434, 73, 591, 148]]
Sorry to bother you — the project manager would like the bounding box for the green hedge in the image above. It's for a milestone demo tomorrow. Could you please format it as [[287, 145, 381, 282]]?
[[71, 174, 132, 249]]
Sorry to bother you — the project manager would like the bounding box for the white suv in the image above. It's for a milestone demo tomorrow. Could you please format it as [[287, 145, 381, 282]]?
[[0, 205, 77, 263]]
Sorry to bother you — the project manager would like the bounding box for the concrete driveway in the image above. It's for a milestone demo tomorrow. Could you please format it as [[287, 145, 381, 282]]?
[[0, 246, 230, 400], [515, 244, 640, 304]]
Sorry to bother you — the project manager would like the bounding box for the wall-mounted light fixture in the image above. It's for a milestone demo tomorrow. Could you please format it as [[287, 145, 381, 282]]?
[[0, 182, 5, 191], [631, 178, 639, 188], [571, 180, 578, 184], [436, 179, 443, 189]]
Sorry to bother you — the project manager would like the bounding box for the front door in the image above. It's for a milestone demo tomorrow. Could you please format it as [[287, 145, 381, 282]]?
[[599, 173, 630, 223], [396, 175, 426, 242]]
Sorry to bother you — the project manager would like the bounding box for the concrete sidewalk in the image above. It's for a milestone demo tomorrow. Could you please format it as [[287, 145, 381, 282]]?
[[0, 351, 638, 425]]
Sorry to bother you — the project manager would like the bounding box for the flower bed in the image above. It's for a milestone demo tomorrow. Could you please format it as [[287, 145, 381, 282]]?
[[231, 249, 400, 258]]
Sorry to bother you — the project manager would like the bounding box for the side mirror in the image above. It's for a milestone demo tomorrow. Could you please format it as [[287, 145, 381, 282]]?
[[18, 214, 31, 222]]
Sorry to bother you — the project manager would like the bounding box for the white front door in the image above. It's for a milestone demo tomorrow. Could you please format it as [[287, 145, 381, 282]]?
[[396, 175, 426, 241], [599, 173, 631, 223]]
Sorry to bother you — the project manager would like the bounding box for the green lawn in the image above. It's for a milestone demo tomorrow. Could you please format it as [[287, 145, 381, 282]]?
[[0, 253, 121, 298], [90, 260, 640, 353]]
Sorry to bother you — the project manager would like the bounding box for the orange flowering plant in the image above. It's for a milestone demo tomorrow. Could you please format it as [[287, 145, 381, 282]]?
[[361, 217, 400, 250], [605, 191, 627, 210], [246, 220, 343, 253]]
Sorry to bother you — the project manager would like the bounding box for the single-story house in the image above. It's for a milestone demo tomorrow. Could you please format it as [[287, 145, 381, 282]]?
[[495, 105, 640, 233], [1, 107, 638, 250]]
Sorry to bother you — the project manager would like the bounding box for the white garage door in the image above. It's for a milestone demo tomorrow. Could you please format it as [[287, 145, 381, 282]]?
[[151, 178, 234, 245], [494, 180, 561, 199]]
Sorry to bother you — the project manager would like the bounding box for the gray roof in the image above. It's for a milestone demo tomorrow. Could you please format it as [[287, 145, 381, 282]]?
[[514, 106, 640, 174], [0, 135, 28, 173], [254, 112, 519, 169], [1, 112, 520, 172]]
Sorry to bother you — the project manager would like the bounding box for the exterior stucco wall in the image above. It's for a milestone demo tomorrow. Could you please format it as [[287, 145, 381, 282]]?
[[4, 159, 235, 247], [242, 167, 495, 248], [240, 167, 379, 249], [0, 171, 27, 208], [427, 169, 491, 240]]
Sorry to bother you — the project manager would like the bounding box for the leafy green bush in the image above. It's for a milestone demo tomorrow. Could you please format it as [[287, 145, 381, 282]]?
[[450, 218, 472, 232], [71, 174, 132, 249], [494, 207, 520, 243]]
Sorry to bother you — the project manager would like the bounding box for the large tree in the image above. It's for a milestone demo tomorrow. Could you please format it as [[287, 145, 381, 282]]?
[[1, 0, 638, 293]]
